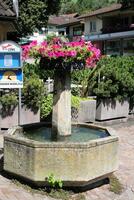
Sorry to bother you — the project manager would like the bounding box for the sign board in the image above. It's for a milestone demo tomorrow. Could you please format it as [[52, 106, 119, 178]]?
[[0, 41, 22, 68], [0, 69, 23, 88]]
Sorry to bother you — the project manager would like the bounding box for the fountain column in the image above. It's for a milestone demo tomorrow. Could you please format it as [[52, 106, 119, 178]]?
[[52, 69, 71, 137]]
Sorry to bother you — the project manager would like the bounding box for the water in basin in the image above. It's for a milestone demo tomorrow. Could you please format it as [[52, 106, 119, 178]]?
[[21, 125, 109, 142]]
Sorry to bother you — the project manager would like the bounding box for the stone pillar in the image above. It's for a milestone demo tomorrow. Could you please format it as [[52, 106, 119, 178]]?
[[52, 69, 71, 137]]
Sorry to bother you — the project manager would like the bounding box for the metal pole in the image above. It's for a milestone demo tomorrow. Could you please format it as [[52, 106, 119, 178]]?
[[18, 88, 22, 126]]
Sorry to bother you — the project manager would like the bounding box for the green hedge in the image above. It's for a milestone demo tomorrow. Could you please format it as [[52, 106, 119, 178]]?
[[40, 94, 89, 119], [89, 56, 134, 101], [22, 75, 45, 112]]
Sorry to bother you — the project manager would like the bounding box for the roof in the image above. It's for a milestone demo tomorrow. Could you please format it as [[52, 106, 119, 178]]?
[[78, 3, 122, 19], [48, 13, 79, 26], [0, 0, 16, 18]]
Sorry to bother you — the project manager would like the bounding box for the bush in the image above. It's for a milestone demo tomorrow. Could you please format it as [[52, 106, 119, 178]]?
[[23, 62, 54, 81], [71, 69, 92, 97], [0, 93, 18, 117], [22, 75, 45, 112], [40, 94, 90, 119], [89, 56, 134, 103], [41, 94, 53, 119]]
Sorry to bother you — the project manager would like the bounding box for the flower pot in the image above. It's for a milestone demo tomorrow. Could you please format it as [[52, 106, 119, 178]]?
[[0, 105, 40, 129], [96, 99, 129, 121]]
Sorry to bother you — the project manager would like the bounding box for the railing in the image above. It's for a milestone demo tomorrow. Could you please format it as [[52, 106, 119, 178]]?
[[102, 25, 134, 34]]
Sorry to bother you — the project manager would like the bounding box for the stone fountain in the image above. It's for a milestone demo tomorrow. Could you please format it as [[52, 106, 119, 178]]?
[[4, 38, 119, 187]]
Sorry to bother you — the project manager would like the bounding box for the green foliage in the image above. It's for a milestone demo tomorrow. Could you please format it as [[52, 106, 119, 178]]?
[[0, 93, 18, 108], [118, 0, 134, 7], [71, 86, 81, 96], [18, 0, 61, 36], [60, 0, 117, 14], [71, 95, 81, 108], [40, 94, 89, 118], [23, 62, 40, 78], [60, 0, 134, 15], [71, 69, 92, 97], [23, 62, 54, 81], [60, 0, 78, 14], [109, 175, 124, 194], [76, 0, 117, 13], [22, 75, 45, 112], [47, 173, 63, 189], [0, 93, 18, 117], [90, 56, 134, 102], [41, 94, 53, 118], [71, 95, 89, 108]]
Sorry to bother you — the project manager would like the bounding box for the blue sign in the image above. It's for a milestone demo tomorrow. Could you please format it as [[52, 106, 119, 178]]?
[[0, 53, 21, 68], [0, 69, 23, 88], [0, 41, 22, 69]]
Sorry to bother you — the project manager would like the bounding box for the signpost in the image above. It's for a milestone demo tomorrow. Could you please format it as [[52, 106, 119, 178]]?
[[0, 41, 23, 125]]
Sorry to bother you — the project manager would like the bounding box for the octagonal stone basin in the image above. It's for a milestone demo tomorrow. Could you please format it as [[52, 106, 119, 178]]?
[[4, 123, 119, 187]]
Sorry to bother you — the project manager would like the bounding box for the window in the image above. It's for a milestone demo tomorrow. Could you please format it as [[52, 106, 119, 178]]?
[[106, 40, 121, 56], [90, 21, 96, 32], [123, 17, 129, 26], [73, 25, 84, 36], [48, 26, 54, 30], [123, 38, 134, 55], [132, 16, 134, 23]]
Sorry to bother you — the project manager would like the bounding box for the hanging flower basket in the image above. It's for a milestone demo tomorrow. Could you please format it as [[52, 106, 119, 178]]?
[[22, 37, 101, 70]]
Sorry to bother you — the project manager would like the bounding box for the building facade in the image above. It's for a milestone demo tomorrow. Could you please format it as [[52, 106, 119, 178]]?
[[0, 0, 16, 42], [79, 3, 134, 55]]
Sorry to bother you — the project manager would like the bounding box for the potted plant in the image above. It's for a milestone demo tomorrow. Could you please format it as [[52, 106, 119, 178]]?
[[89, 56, 134, 121], [0, 75, 44, 129]]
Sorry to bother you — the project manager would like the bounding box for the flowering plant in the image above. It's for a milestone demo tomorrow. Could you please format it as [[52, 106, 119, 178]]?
[[22, 37, 100, 70]]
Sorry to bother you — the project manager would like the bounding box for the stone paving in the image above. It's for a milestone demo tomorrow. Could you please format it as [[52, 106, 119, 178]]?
[[0, 119, 134, 200]]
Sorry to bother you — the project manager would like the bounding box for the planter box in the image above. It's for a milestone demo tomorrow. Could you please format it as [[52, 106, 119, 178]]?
[[72, 99, 96, 123], [96, 99, 129, 121], [0, 105, 40, 129]]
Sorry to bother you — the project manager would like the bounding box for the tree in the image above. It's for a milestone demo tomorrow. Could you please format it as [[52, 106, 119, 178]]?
[[18, 0, 61, 36], [75, 0, 117, 14], [118, 0, 134, 7], [60, 0, 77, 14]]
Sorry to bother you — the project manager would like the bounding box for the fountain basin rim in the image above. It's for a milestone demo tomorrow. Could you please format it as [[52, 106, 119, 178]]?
[[4, 123, 119, 148]]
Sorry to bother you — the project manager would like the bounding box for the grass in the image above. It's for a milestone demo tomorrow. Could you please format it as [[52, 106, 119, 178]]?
[[109, 175, 124, 194], [11, 179, 86, 200], [71, 193, 86, 200], [48, 189, 73, 200], [12, 175, 123, 199]]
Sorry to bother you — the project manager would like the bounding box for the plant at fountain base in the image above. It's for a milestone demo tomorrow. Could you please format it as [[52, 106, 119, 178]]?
[[47, 173, 63, 189]]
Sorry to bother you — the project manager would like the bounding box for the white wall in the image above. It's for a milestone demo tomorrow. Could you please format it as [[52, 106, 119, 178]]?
[[47, 25, 59, 36], [84, 17, 102, 36]]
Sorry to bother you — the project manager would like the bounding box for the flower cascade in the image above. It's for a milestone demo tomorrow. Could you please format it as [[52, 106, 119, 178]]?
[[22, 37, 101, 69]]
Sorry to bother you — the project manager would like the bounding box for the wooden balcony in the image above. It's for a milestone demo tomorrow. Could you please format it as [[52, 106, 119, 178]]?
[[102, 24, 134, 34]]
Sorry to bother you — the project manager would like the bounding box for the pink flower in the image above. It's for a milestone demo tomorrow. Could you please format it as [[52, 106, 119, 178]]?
[[66, 50, 77, 57], [41, 41, 47, 47], [30, 40, 37, 47], [22, 37, 101, 68]]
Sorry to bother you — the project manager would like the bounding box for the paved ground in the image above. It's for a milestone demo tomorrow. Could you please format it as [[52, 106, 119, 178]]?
[[0, 119, 134, 200]]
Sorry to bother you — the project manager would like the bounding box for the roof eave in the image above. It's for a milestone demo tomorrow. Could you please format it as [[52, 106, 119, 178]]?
[[58, 21, 81, 28], [0, 15, 16, 21], [79, 8, 122, 19]]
